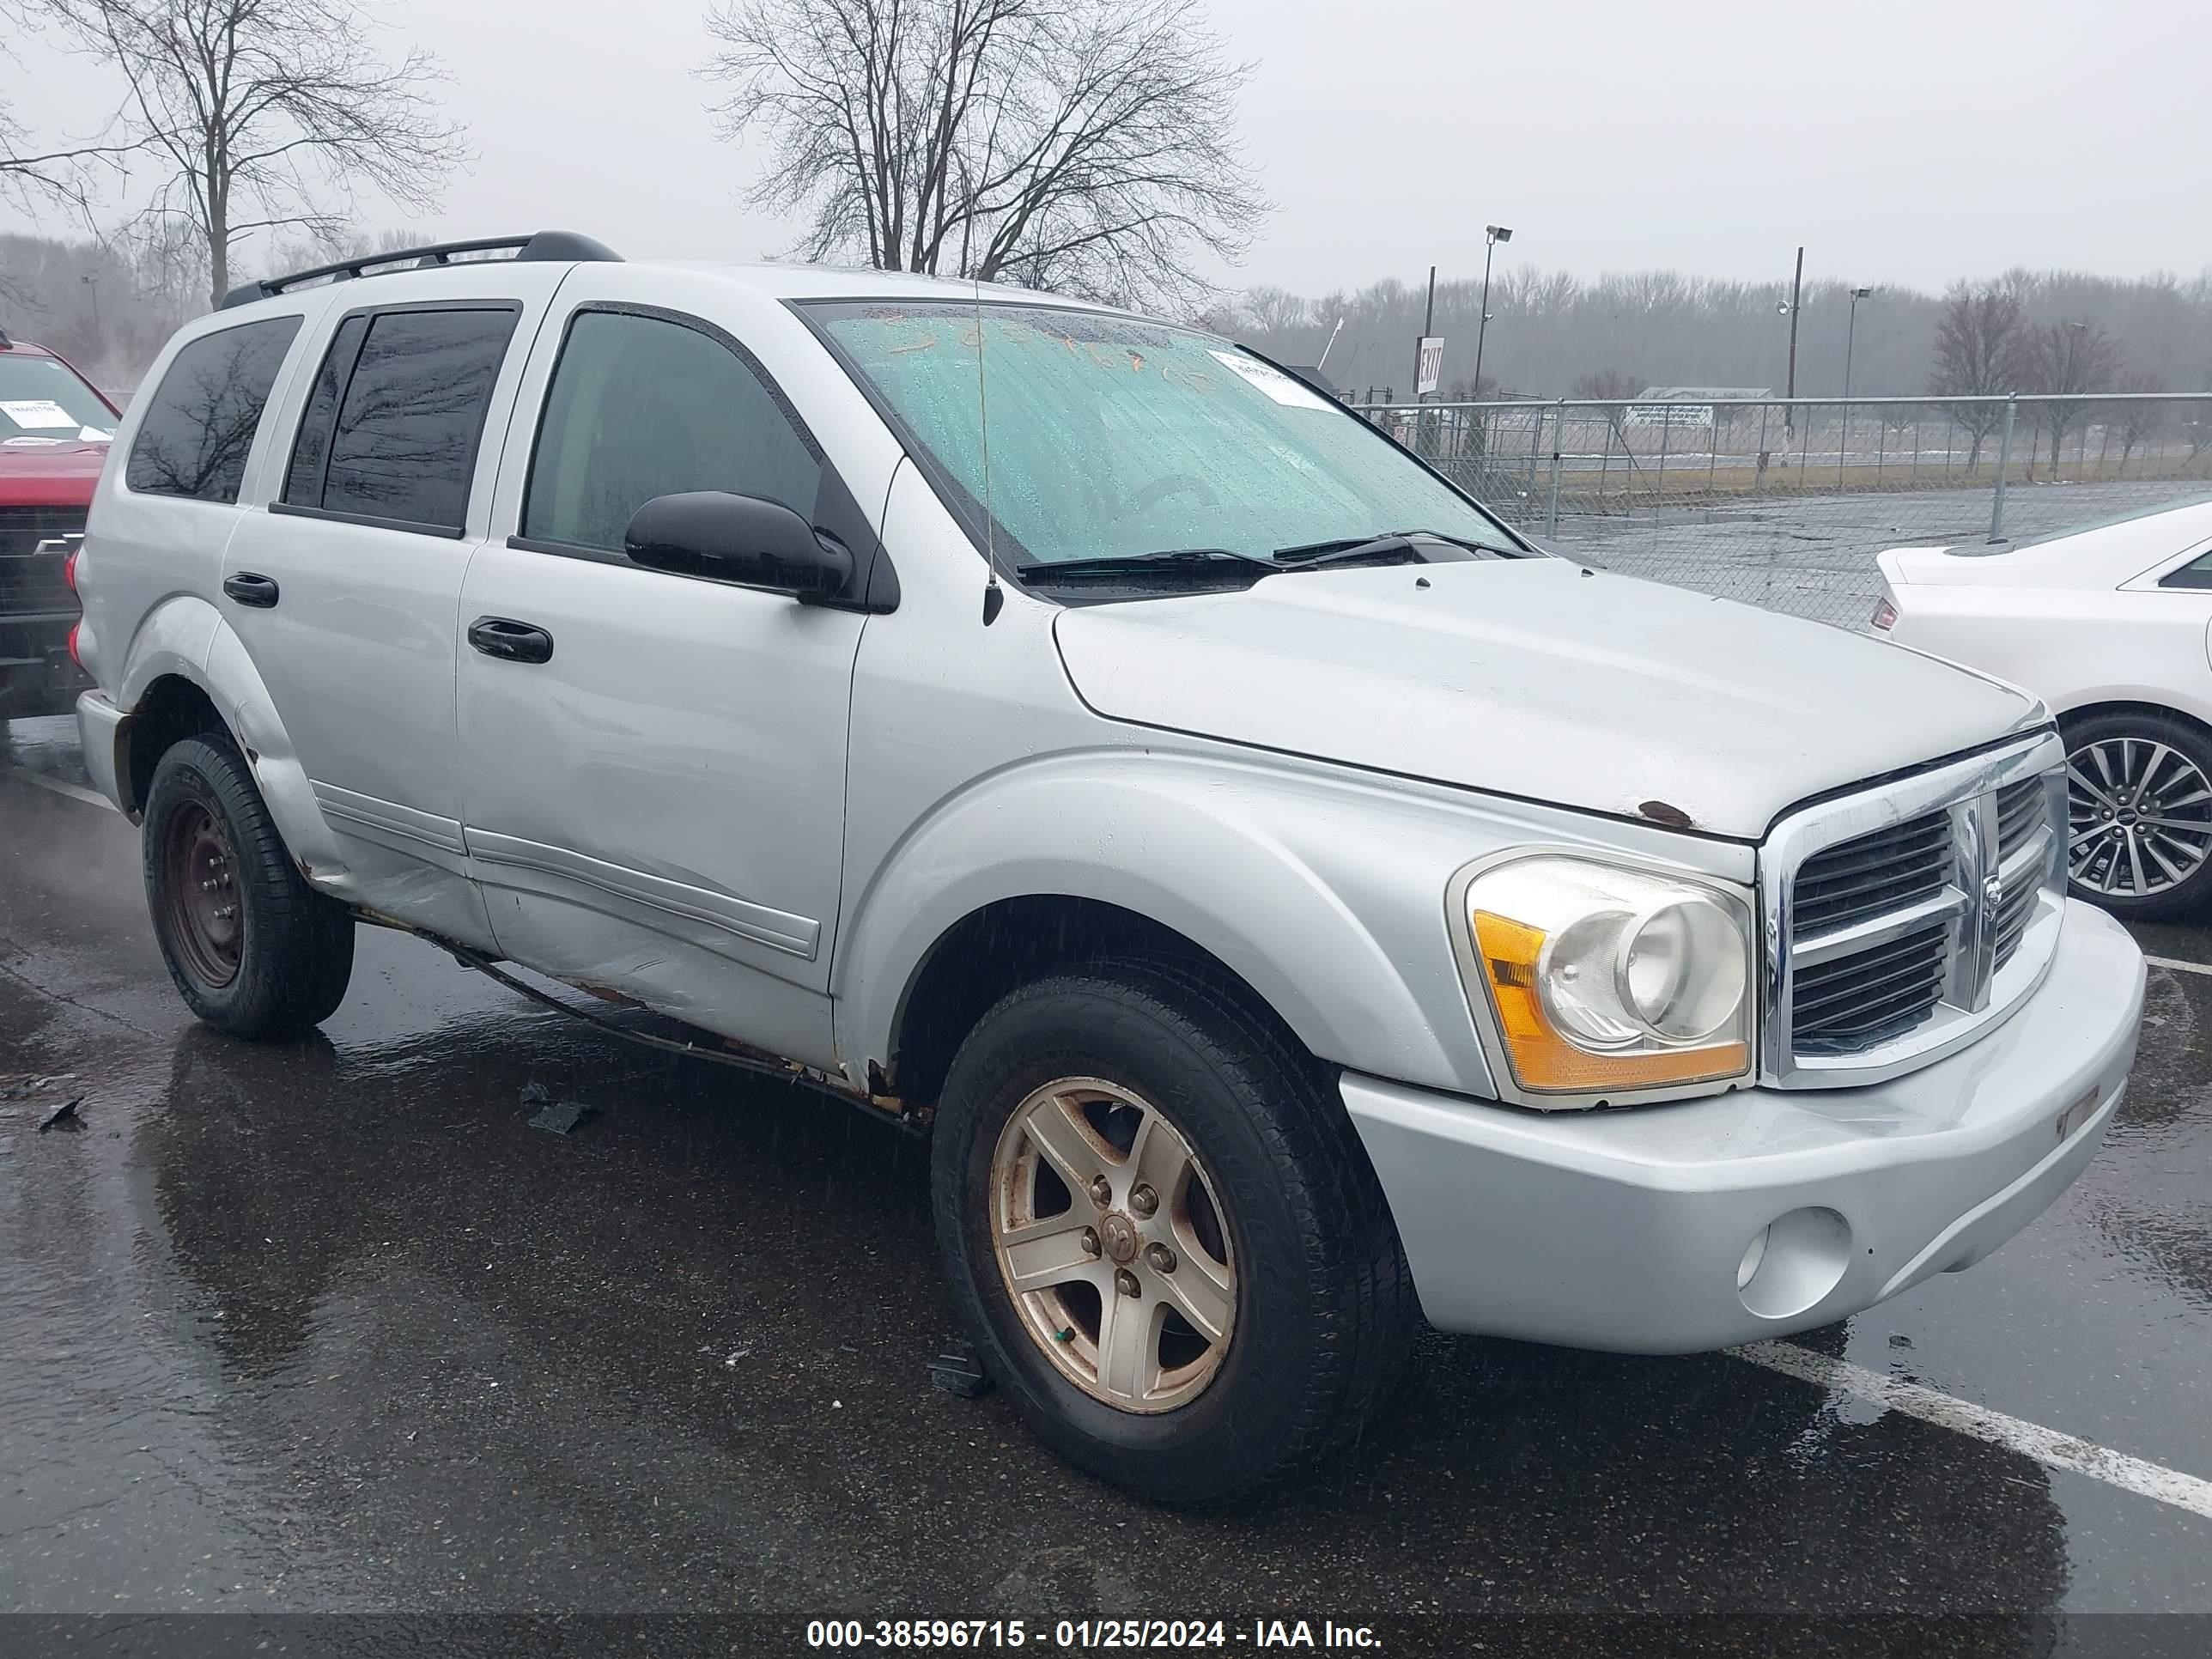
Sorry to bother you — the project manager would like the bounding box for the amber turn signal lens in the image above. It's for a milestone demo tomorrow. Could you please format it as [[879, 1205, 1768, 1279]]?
[[1472, 908, 1749, 1094]]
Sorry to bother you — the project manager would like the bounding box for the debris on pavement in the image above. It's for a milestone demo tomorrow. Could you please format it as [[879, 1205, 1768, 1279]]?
[[929, 1342, 993, 1399], [37, 1096, 83, 1133], [524, 1087, 594, 1135]]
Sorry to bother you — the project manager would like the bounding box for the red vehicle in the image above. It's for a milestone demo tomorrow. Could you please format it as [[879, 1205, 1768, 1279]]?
[[0, 327, 115, 722]]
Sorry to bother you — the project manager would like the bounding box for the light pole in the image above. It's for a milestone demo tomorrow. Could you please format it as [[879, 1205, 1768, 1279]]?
[[1842, 286, 1874, 403], [1838, 287, 1873, 488], [1778, 246, 1805, 453], [1471, 225, 1511, 397]]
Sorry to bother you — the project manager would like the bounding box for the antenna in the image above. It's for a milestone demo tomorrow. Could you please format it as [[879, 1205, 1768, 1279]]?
[[972, 273, 1003, 624]]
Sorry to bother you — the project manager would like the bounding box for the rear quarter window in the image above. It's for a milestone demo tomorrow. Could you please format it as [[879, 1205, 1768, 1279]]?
[[125, 317, 302, 503]]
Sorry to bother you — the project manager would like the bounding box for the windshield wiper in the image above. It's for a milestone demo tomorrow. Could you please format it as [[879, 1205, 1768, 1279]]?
[[1015, 548, 1279, 583], [1270, 532, 1426, 569], [1273, 528, 1520, 565]]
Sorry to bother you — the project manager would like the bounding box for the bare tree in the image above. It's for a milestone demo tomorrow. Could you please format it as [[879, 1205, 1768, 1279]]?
[[700, 0, 1265, 311], [2027, 318, 2123, 475], [1237, 284, 1313, 336], [1, 5, 144, 238], [2187, 370, 2212, 465], [39, 0, 466, 307], [1570, 368, 1640, 401], [1927, 283, 2029, 469], [1571, 368, 1639, 438], [2109, 369, 2166, 471]]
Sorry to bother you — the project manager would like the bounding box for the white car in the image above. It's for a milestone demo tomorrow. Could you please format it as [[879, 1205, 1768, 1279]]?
[[1875, 498, 2212, 919]]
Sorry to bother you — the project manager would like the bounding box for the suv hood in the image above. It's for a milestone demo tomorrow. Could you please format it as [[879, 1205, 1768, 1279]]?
[[1051, 558, 2043, 840]]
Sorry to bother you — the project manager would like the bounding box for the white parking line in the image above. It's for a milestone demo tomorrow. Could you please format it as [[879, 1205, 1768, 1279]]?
[[2145, 954, 2212, 979], [1733, 1340, 2212, 1522], [0, 765, 116, 813]]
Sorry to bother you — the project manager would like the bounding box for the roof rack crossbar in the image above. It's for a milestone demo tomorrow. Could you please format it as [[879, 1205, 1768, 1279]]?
[[219, 230, 621, 310]]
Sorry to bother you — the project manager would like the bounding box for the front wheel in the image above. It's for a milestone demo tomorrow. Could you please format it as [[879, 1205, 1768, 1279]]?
[[143, 734, 356, 1038], [2064, 711, 2212, 920], [931, 959, 1416, 1504]]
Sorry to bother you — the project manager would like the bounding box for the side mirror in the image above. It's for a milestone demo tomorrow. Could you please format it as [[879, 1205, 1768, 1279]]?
[[623, 491, 852, 599]]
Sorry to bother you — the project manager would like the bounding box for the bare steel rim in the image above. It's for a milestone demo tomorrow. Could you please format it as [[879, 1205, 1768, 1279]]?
[[160, 797, 244, 989], [989, 1077, 1237, 1414], [2068, 735, 2212, 897]]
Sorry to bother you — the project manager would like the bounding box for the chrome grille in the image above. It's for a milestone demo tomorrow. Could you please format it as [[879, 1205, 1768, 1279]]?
[[1791, 919, 1949, 1052], [1765, 732, 2068, 1088], [1993, 777, 2047, 969], [1790, 809, 1950, 933]]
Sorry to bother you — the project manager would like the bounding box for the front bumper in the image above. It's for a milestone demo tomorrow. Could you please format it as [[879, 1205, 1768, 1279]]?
[[1346, 899, 2144, 1352]]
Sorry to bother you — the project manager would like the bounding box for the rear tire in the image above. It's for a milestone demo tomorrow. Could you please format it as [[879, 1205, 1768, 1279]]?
[[931, 957, 1416, 1505], [2063, 710, 2212, 921], [143, 734, 355, 1038]]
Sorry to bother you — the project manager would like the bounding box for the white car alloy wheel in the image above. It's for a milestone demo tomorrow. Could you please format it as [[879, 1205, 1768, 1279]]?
[[2068, 733, 2212, 898], [988, 1076, 1237, 1413]]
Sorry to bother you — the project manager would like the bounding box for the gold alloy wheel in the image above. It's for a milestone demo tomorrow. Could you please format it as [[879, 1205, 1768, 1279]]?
[[988, 1077, 1237, 1413]]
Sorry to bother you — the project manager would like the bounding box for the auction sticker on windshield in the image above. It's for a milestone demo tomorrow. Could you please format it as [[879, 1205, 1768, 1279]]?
[[1, 398, 77, 428], [1206, 350, 1333, 410]]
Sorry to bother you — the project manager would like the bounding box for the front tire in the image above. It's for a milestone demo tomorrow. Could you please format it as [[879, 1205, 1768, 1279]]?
[[143, 734, 356, 1038], [2064, 710, 2212, 920], [931, 958, 1415, 1504]]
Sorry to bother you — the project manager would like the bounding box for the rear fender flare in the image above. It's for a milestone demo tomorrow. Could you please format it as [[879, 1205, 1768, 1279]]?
[[118, 598, 349, 878]]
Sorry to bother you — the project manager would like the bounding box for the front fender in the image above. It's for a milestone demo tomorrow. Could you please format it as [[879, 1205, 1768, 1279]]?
[[117, 597, 350, 880], [836, 750, 1518, 1098]]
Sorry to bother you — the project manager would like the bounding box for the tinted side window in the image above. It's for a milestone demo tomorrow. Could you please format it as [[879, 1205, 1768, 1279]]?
[[307, 307, 519, 532], [283, 313, 368, 507], [522, 309, 820, 553], [125, 317, 301, 502], [2162, 551, 2212, 590]]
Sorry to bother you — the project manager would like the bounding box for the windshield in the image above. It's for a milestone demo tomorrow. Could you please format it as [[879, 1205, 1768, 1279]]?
[[812, 301, 1518, 571], [0, 353, 117, 443]]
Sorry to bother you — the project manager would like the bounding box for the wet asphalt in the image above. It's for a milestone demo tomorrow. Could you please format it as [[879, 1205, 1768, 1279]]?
[[3, 714, 2211, 1656]]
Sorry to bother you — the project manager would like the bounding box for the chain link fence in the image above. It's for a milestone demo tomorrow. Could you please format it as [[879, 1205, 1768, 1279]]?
[[1353, 393, 2212, 629]]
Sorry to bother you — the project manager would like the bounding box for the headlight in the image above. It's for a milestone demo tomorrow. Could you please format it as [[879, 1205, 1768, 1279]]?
[[1459, 855, 1755, 1099]]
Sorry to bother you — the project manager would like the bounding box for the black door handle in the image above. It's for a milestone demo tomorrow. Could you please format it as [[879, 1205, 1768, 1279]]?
[[222, 572, 280, 609], [467, 616, 555, 665]]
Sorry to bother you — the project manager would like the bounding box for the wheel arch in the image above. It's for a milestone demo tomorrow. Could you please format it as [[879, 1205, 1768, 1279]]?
[[884, 895, 1291, 1112], [2055, 698, 2212, 744], [110, 600, 347, 879], [835, 757, 1497, 1107]]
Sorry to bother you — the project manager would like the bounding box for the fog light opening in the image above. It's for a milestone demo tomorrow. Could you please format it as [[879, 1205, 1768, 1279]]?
[[1737, 1206, 1853, 1320], [1736, 1227, 1770, 1291]]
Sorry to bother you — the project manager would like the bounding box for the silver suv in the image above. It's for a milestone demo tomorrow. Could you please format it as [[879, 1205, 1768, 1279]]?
[[74, 232, 2146, 1503]]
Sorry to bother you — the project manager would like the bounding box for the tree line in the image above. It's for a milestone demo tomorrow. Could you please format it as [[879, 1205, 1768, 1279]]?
[[1211, 268, 2212, 428]]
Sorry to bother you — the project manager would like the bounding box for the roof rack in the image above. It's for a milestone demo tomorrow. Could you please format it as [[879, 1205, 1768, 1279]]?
[[218, 230, 622, 310]]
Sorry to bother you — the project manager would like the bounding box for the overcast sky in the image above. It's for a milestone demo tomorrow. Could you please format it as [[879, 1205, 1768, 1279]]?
[[4, 0, 2205, 297]]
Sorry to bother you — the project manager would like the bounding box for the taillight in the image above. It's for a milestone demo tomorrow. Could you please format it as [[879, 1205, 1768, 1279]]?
[[64, 549, 80, 593], [1870, 597, 1899, 631], [67, 623, 83, 670]]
